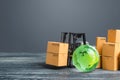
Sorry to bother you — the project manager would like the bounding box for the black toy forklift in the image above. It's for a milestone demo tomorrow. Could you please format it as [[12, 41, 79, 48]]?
[[45, 32, 86, 68], [60, 32, 86, 67]]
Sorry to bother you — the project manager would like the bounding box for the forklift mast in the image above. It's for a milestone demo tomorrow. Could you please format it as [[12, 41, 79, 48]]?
[[60, 32, 86, 67]]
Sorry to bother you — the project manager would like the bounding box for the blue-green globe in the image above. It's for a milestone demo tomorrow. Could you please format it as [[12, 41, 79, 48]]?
[[72, 44, 99, 72]]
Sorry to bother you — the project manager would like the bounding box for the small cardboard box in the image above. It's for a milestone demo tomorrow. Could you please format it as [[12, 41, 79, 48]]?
[[102, 56, 118, 71], [96, 37, 106, 55], [102, 42, 120, 57], [46, 52, 68, 66], [108, 29, 120, 43], [47, 41, 68, 53], [96, 55, 102, 68]]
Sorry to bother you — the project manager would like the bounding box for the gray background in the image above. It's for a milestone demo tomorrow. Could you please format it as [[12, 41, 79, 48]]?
[[0, 0, 120, 53]]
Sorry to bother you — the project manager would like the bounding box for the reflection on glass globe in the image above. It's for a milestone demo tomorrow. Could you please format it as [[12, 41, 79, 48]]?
[[72, 44, 99, 72]]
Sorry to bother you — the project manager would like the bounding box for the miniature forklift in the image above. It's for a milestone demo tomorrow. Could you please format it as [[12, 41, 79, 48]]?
[[46, 32, 86, 67], [60, 32, 86, 67]]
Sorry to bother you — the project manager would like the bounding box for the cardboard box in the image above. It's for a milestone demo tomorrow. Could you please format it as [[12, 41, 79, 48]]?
[[108, 29, 120, 43], [47, 41, 68, 53], [96, 55, 102, 68], [96, 37, 106, 55], [102, 56, 118, 71], [102, 42, 120, 57], [46, 52, 68, 66]]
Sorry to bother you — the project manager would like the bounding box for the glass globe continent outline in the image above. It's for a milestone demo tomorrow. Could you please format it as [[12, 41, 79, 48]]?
[[72, 44, 99, 72]]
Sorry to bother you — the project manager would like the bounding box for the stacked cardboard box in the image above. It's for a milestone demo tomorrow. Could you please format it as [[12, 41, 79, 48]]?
[[102, 29, 120, 71], [96, 37, 106, 68], [46, 41, 68, 66], [108, 29, 120, 43], [102, 42, 120, 70]]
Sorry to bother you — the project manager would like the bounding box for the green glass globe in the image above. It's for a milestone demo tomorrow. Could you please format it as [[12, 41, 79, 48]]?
[[72, 44, 99, 72]]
